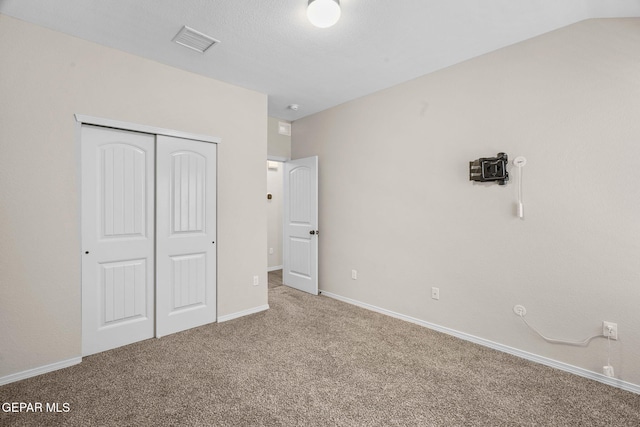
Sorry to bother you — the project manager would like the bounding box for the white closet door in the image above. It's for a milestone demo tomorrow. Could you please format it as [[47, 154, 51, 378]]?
[[81, 125, 156, 356], [156, 135, 217, 337]]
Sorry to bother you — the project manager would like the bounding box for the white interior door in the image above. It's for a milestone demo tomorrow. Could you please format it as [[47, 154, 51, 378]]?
[[283, 156, 318, 295], [81, 125, 155, 356], [155, 135, 217, 337]]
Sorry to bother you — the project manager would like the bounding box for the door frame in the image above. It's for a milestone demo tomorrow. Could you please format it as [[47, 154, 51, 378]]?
[[267, 155, 289, 275], [76, 114, 220, 355], [266, 154, 320, 294], [75, 115, 220, 144]]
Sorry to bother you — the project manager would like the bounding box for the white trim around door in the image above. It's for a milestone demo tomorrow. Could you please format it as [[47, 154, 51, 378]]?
[[75, 114, 221, 144]]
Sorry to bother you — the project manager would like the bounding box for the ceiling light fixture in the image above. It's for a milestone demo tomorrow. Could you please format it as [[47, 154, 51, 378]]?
[[307, 0, 341, 28]]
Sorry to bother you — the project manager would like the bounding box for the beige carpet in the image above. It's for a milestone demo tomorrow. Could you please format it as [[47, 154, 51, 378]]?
[[1, 275, 639, 426]]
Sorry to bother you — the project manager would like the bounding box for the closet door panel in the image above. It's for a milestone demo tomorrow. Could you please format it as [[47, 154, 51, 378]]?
[[81, 125, 155, 356], [156, 135, 217, 337]]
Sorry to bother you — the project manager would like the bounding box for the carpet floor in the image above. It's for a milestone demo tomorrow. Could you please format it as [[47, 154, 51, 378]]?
[[1, 271, 639, 426]]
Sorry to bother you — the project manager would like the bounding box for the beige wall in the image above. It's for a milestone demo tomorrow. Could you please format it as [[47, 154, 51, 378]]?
[[0, 15, 267, 378], [292, 19, 640, 387], [267, 162, 284, 269], [267, 117, 291, 160]]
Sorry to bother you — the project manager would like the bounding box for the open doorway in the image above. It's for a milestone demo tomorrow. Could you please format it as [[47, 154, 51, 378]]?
[[267, 156, 319, 294], [267, 160, 284, 289]]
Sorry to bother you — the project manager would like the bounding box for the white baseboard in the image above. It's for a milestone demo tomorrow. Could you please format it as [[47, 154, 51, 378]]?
[[319, 290, 640, 395], [217, 304, 270, 323], [268, 265, 283, 272], [0, 357, 82, 386]]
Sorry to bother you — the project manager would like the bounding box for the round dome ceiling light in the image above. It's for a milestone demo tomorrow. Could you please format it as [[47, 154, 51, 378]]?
[[307, 0, 341, 28]]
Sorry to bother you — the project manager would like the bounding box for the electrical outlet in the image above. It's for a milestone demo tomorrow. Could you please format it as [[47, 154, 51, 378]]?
[[351, 270, 358, 280], [269, 248, 274, 255], [603, 321, 618, 340], [603, 365, 615, 377], [253, 276, 259, 286], [431, 287, 440, 300]]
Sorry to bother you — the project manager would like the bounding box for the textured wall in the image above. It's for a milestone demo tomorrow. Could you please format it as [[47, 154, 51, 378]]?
[[0, 15, 267, 378], [292, 19, 640, 387]]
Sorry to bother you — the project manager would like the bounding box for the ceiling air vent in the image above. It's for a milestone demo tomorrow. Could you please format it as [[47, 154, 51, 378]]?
[[172, 26, 220, 53]]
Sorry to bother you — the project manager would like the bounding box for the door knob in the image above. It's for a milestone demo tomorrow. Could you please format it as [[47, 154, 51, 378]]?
[[309, 230, 319, 235]]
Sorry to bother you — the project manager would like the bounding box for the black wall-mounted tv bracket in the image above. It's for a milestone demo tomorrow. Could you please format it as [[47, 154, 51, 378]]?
[[469, 152, 509, 185]]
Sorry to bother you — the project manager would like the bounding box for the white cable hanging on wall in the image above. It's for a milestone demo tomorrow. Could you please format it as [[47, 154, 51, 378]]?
[[513, 305, 604, 346], [513, 156, 527, 219]]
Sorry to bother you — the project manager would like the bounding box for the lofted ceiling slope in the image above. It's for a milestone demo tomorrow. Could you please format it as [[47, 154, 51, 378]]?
[[1, 0, 639, 121]]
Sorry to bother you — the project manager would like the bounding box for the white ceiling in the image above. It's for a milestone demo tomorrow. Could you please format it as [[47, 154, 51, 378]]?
[[2, 0, 639, 121]]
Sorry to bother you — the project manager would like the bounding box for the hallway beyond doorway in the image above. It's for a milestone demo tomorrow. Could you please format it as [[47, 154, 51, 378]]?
[[268, 269, 282, 289]]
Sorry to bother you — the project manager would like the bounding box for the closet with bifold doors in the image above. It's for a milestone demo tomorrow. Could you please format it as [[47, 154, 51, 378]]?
[[80, 122, 217, 356]]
